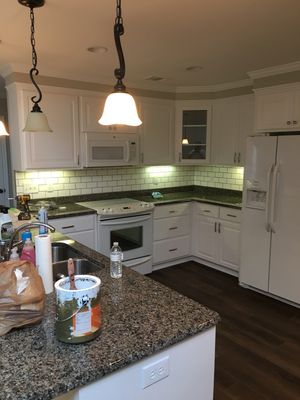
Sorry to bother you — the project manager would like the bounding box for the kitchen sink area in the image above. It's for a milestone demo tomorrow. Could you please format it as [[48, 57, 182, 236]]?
[[51, 242, 101, 281]]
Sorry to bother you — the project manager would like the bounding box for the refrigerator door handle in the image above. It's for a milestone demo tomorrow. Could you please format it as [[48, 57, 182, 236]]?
[[269, 163, 280, 233], [265, 164, 274, 232]]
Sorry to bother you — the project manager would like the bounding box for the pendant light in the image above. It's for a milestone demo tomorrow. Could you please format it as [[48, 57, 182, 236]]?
[[0, 120, 9, 136], [99, 0, 142, 126], [182, 127, 189, 145], [19, 0, 52, 132]]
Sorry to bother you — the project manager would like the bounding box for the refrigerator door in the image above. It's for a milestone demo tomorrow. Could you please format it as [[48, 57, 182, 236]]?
[[239, 136, 277, 291], [269, 135, 300, 304]]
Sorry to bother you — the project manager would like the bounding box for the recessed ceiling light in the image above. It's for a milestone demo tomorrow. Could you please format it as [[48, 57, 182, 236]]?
[[185, 65, 203, 71], [87, 46, 108, 54], [145, 75, 166, 82]]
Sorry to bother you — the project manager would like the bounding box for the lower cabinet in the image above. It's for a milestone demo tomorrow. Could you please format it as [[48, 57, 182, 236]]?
[[153, 203, 190, 266], [192, 203, 241, 271], [49, 214, 97, 250]]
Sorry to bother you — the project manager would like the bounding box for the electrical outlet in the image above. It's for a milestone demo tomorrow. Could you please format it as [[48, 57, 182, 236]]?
[[141, 356, 169, 389], [23, 184, 39, 194]]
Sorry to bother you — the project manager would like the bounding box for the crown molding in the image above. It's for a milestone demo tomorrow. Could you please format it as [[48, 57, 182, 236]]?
[[248, 61, 300, 79], [176, 78, 252, 93]]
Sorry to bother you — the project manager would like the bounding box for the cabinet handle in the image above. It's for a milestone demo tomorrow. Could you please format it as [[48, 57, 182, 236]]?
[[287, 120, 291, 125], [141, 153, 144, 163], [293, 120, 297, 124], [77, 154, 80, 165], [169, 248, 178, 252], [238, 152, 241, 164], [169, 210, 176, 214], [218, 222, 221, 233], [169, 226, 178, 230], [226, 214, 237, 218], [234, 152, 237, 164], [214, 222, 217, 232], [179, 152, 182, 162], [203, 209, 211, 213], [61, 225, 75, 229]]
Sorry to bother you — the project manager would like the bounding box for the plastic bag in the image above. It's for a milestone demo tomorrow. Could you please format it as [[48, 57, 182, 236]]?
[[0, 260, 45, 336]]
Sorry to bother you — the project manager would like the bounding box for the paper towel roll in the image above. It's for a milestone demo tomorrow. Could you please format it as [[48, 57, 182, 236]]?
[[35, 234, 53, 294]]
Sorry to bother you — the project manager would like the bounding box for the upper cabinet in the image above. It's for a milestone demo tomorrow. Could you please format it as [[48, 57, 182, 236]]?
[[80, 94, 140, 134], [254, 84, 300, 132], [211, 94, 254, 166], [139, 98, 174, 165], [7, 83, 80, 171], [175, 101, 212, 164]]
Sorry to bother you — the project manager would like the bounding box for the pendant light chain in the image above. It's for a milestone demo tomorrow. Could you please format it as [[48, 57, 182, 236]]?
[[114, 0, 125, 90], [29, 6, 42, 110], [115, 0, 123, 24]]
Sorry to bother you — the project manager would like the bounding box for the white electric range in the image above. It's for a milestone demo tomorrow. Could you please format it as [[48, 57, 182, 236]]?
[[77, 198, 155, 274]]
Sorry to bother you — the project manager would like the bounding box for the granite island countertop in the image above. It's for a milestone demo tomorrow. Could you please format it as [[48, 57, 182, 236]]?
[[0, 237, 220, 400]]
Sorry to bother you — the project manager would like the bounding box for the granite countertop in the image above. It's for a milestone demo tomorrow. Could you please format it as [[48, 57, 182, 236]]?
[[133, 191, 242, 208], [0, 237, 220, 400]]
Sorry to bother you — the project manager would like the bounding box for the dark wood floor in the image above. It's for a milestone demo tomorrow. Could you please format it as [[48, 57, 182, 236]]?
[[148, 262, 300, 400]]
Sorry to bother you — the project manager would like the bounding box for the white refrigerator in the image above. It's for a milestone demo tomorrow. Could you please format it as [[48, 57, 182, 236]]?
[[240, 134, 300, 305]]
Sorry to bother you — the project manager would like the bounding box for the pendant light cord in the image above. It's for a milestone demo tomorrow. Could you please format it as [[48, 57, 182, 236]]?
[[114, 0, 126, 91], [29, 6, 42, 111]]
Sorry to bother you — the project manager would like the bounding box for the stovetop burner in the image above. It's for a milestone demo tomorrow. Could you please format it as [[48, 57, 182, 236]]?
[[77, 198, 154, 218]]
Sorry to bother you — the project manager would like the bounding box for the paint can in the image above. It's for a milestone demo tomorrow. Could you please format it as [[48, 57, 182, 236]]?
[[54, 275, 101, 344]]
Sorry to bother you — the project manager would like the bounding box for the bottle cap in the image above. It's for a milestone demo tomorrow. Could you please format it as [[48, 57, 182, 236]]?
[[21, 231, 32, 241]]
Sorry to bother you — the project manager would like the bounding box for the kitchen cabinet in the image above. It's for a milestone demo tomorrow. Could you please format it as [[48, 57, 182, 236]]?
[[211, 94, 254, 166], [153, 202, 190, 267], [254, 84, 300, 132], [6, 83, 80, 170], [139, 98, 174, 165], [175, 101, 212, 164], [50, 214, 97, 250], [192, 203, 241, 271], [80, 94, 140, 134]]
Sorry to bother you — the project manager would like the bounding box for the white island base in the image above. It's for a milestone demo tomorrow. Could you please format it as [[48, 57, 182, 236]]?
[[57, 326, 216, 400]]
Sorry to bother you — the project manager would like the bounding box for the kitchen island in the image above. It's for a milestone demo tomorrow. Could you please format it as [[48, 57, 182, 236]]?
[[0, 238, 220, 400]]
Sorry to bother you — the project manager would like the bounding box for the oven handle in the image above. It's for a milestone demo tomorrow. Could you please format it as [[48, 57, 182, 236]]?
[[123, 255, 152, 267], [99, 214, 152, 226]]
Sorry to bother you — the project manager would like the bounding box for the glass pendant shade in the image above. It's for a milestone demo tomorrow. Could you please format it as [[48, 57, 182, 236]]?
[[99, 92, 142, 126], [0, 121, 9, 136], [182, 138, 189, 144], [23, 110, 52, 132]]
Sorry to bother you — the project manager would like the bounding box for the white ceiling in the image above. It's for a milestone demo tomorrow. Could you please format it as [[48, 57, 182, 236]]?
[[1, 0, 300, 91]]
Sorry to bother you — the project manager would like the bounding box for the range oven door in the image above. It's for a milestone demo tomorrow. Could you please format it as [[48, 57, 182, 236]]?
[[98, 213, 153, 261]]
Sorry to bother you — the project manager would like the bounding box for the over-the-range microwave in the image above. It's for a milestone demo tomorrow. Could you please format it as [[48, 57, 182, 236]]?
[[83, 132, 139, 167]]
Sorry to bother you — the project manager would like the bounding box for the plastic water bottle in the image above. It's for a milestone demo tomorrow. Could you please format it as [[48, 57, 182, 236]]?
[[38, 207, 48, 234], [110, 242, 123, 279]]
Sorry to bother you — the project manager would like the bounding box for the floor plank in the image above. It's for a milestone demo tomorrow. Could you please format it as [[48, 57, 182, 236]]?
[[148, 262, 300, 400]]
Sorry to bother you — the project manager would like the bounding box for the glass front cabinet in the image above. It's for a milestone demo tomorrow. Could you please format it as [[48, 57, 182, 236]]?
[[175, 102, 212, 164]]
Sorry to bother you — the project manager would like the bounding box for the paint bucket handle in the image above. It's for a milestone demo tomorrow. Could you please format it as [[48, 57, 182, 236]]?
[[56, 298, 89, 323]]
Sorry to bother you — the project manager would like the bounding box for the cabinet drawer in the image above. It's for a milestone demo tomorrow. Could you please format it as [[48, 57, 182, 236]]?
[[154, 202, 190, 219], [194, 202, 219, 218], [153, 236, 190, 264], [154, 216, 190, 240], [50, 214, 95, 233], [219, 207, 241, 223]]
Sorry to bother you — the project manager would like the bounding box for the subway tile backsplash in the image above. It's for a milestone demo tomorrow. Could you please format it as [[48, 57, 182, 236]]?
[[15, 165, 244, 199]]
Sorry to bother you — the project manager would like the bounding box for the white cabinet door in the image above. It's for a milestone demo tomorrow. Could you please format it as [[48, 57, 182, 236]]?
[[218, 220, 240, 271], [211, 99, 239, 165], [211, 95, 254, 166], [193, 215, 218, 263], [80, 94, 140, 134], [255, 90, 292, 131], [175, 102, 212, 164], [254, 85, 300, 132], [139, 99, 174, 165], [23, 90, 80, 169]]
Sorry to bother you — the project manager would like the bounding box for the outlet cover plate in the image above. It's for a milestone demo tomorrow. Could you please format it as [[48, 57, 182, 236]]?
[[141, 356, 169, 389]]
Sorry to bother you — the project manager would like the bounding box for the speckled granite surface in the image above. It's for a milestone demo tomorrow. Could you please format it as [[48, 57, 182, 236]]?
[[28, 186, 242, 218], [0, 236, 219, 400]]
